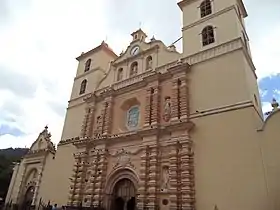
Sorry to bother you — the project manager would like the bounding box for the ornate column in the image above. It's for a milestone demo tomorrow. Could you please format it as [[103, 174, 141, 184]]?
[[151, 86, 160, 126], [93, 148, 108, 206], [103, 97, 113, 135], [144, 86, 160, 127], [168, 137, 195, 210], [68, 154, 84, 206], [137, 146, 151, 209], [80, 104, 95, 138], [83, 147, 108, 207], [171, 79, 179, 121], [32, 157, 47, 206], [144, 88, 152, 127], [168, 143, 179, 210], [180, 137, 195, 210], [94, 97, 113, 136], [178, 77, 190, 120], [81, 94, 96, 138], [147, 145, 160, 209]]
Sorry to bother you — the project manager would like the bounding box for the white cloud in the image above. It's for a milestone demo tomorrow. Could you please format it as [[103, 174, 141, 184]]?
[[252, 26, 280, 79], [274, 89, 280, 96], [0, 0, 279, 149], [262, 102, 273, 115], [0, 0, 109, 148]]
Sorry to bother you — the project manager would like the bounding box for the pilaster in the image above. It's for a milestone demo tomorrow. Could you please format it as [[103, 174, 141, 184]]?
[[137, 145, 151, 209], [68, 154, 83, 206], [178, 77, 189, 120], [151, 86, 160, 126], [171, 79, 179, 121], [32, 157, 46, 206], [16, 163, 27, 204], [168, 136, 195, 210], [81, 96, 96, 138], [144, 88, 152, 126], [144, 86, 160, 128], [103, 97, 114, 135]]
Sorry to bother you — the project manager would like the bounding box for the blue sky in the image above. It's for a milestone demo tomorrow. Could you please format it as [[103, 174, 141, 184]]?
[[0, 0, 279, 149]]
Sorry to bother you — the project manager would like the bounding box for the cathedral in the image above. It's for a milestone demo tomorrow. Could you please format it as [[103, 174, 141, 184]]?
[[5, 0, 280, 210]]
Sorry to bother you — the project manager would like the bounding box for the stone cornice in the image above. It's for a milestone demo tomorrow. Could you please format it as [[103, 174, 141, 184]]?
[[190, 100, 253, 119], [24, 149, 50, 159], [62, 119, 194, 148], [181, 38, 256, 78], [93, 62, 190, 100], [74, 67, 101, 81], [182, 5, 236, 31]]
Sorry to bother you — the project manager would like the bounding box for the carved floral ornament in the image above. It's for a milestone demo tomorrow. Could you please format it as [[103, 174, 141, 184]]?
[[111, 148, 141, 170]]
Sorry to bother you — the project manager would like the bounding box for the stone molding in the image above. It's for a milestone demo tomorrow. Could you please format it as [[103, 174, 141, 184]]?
[[74, 67, 101, 81], [182, 5, 236, 31], [68, 37, 251, 109]]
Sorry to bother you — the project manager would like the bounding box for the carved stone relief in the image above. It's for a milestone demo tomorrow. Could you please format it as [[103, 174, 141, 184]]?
[[112, 148, 136, 169]]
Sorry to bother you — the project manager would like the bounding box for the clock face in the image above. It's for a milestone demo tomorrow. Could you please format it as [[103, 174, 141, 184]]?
[[130, 46, 140, 55]]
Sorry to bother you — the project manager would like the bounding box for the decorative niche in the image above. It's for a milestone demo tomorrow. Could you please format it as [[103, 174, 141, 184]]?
[[120, 97, 141, 131]]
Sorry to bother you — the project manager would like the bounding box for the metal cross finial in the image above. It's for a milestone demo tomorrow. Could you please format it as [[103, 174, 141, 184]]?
[[139, 21, 142, 29]]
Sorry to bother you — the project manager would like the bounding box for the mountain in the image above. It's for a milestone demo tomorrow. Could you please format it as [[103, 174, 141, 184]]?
[[0, 148, 29, 161], [0, 148, 29, 203]]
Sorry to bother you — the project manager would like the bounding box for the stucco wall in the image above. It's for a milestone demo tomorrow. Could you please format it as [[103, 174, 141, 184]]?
[[191, 107, 270, 210]]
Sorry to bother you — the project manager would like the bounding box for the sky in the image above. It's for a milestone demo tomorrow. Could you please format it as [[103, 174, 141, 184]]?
[[0, 0, 279, 149]]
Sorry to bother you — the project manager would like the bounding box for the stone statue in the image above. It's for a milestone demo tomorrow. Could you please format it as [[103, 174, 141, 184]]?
[[161, 166, 170, 191], [131, 64, 138, 76], [147, 57, 153, 69], [163, 97, 171, 122]]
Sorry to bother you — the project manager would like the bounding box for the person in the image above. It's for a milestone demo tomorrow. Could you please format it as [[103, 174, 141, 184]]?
[[52, 204, 57, 210]]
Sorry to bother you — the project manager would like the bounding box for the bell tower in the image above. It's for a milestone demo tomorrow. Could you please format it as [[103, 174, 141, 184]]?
[[178, 0, 263, 119]]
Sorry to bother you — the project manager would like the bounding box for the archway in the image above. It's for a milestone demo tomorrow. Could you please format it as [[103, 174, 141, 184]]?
[[112, 178, 136, 210], [105, 168, 139, 210], [23, 186, 35, 210]]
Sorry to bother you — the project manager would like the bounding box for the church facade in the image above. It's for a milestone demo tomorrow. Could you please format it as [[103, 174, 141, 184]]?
[[5, 0, 280, 210]]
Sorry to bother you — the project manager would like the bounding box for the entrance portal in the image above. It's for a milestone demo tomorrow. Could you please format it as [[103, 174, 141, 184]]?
[[112, 178, 136, 210], [22, 186, 35, 210]]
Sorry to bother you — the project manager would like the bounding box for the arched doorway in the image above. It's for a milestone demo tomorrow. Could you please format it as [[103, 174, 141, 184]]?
[[112, 178, 136, 210], [23, 186, 35, 210]]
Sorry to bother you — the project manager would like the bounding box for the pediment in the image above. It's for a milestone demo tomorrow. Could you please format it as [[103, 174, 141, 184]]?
[[113, 39, 166, 65], [28, 126, 56, 154]]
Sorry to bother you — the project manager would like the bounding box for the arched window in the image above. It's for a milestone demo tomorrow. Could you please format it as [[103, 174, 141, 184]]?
[[79, 79, 87, 95], [117, 68, 123, 81], [146, 56, 153, 70], [85, 59, 91, 72], [202, 26, 215, 46], [126, 106, 140, 130], [200, 0, 212, 18], [130, 62, 138, 77]]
